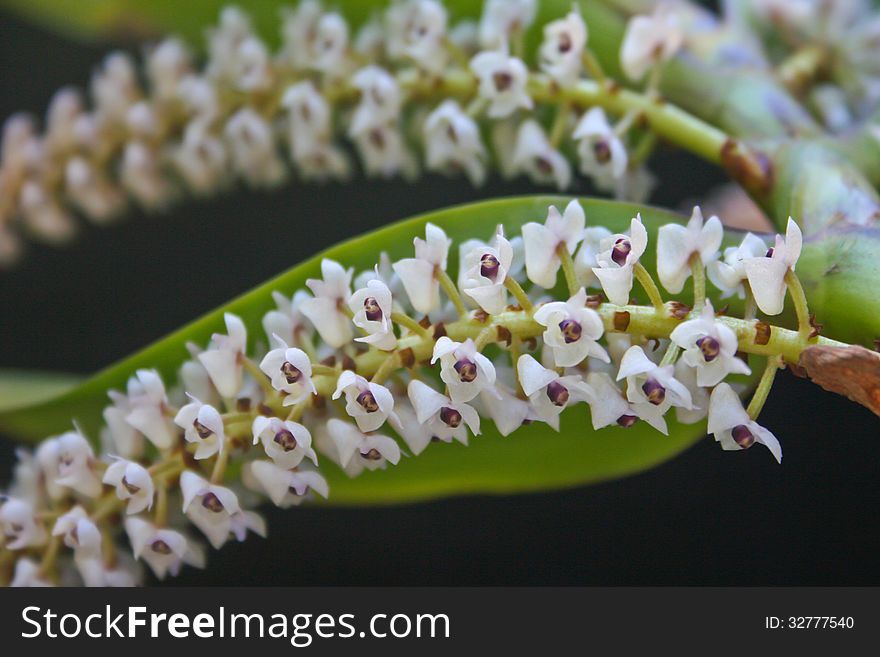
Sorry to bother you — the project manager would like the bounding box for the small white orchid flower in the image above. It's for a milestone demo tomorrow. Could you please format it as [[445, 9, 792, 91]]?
[[392, 222, 452, 315], [252, 415, 318, 469], [539, 9, 588, 85], [327, 418, 401, 473], [423, 100, 487, 186], [180, 471, 241, 550], [102, 458, 154, 514], [300, 259, 354, 348], [244, 460, 330, 507], [470, 50, 533, 119], [351, 123, 417, 179], [477, 381, 534, 437], [283, 81, 333, 154], [198, 313, 248, 399], [479, 0, 536, 49], [512, 120, 571, 190], [279, 1, 322, 67], [350, 66, 403, 134], [52, 506, 101, 557], [303, 11, 349, 74], [174, 396, 226, 460], [616, 345, 693, 434], [673, 359, 709, 425], [707, 232, 768, 298], [461, 228, 513, 314], [228, 510, 268, 543], [388, 403, 434, 455], [592, 215, 649, 306], [574, 226, 613, 289], [50, 429, 102, 498], [332, 371, 397, 432], [223, 108, 286, 187], [533, 288, 609, 367], [432, 337, 497, 403], [670, 300, 751, 386], [708, 383, 782, 463], [386, 0, 449, 73], [259, 337, 317, 404], [408, 379, 481, 445], [10, 558, 53, 587], [0, 497, 46, 550], [743, 218, 803, 316], [585, 372, 636, 430], [263, 289, 314, 347], [573, 108, 628, 190], [124, 517, 205, 580], [350, 277, 397, 351], [522, 200, 586, 288], [657, 206, 723, 294], [620, 4, 685, 81], [121, 369, 177, 451], [517, 355, 594, 430], [178, 344, 221, 408], [102, 392, 144, 460], [171, 122, 228, 194]]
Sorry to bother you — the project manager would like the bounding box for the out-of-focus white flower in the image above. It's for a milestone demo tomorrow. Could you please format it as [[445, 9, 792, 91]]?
[[708, 383, 782, 463], [539, 9, 587, 85], [585, 372, 635, 430], [102, 458, 154, 514], [350, 66, 403, 134], [461, 228, 513, 314], [670, 300, 751, 387], [125, 517, 205, 580], [432, 337, 497, 403], [252, 415, 318, 469], [707, 232, 768, 298], [199, 313, 248, 399], [262, 289, 314, 347], [52, 506, 101, 557], [229, 510, 267, 543], [349, 277, 397, 350], [327, 418, 401, 473], [259, 337, 317, 404], [470, 50, 533, 119], [177, 75, 220, 126], [423, 100, 487, 186], [743, 218, 803, 315], [18, 181, 76, 245], [574, 226, 613, 289], [40, 430, 103, 498], [517, 355, 594, 430], [620, 4, 685, 81], [10, 558, 53, 587], [386, 0, 449, 73], [146, 38, 192, 102], [174, 396, 226, 460], [393, 222, 451, 315], [91, 52, 140, 122], [657, 206, 723, 294], [120, 141, 174, 210], [616, 345, 693, 434], [512, 120, 571, 190], [673, 358, 709, 425], [333, 371, 398, 432], [0, 497, 46, 550], [573, 108, 628, 190], [522, 200, 586, 288], [408, 379, 481, 444], [172, 122, 228, 195], [300, 259, 354, 348], [224, 108, 286, 187], [592, 215, 649, 306], [244, 460, 330, 507], [479, 0, 536, 49], [280, 1, 323, 68], [180, 471, 241, 550], [206, 6, 254, 81], [64, 156, 126, 223], [533, 288, 609, 367], [351, 123, 417, 179]]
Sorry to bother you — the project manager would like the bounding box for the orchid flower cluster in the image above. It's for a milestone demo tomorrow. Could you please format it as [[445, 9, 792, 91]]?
[[0, 0, 693, 265], [1, 198, 830, 587]]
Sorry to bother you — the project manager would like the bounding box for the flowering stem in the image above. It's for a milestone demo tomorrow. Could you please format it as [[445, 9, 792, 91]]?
[[210, 444, 230, 484], [310, 364, 339, 377], [633, 263, 665, 312], [39, 535, 62, 577], [370, 353, 400, 385], [743, 281, 757, 321], [241, 357, 273, 396], [557, 245, 580, 297], [390, 311, 432, 339], [746, 357, 783, 420], [550, 100, 573, 148], [659, 342, 680, 367], [510, 336, 524, 397], [504, 276, 534, 312], [582, 48, 607, 85], [437, 268, 468, 318], [474, 325, 497, 351], [689, 253, 706, 310], [784, 270, 814, 341], [154, 478, 170, 526]]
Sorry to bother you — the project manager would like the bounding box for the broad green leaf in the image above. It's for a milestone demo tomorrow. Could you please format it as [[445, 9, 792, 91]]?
[[0, 196, 760, 504], [0, 369, 82, 413]]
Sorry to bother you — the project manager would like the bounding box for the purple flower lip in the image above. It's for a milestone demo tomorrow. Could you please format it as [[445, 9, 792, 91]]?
[[593, 140, 612, 164], [439, 406, 463, 428], [360, 448, 382, 461], [616, 414, 638, 428], [535, 156, 554, 175], [193, 419, 213, 439], [546, 381, 570, 407], [557, 32, 573, 53], [493, 71, 513, 91], [151, 539, 173, 555], [273, 428, 298, 452], [280, 361, 303, 384], [765, 247, 775, 258], [558, 319, 582, 344], [731, 424, 755, 449], [454, 358, 478, 383], [480, 253, 501, 280], [201, 492, 224, 513], [641, 378, 666, 406], [121, 476, 141, 495], [611, 238, 631, 266], [357, 390, 380, 412], [696, 335, 721, 362], [363, 296, 383, 322]]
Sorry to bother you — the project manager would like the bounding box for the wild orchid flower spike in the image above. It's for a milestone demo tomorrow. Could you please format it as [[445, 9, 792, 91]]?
[[533, 288, 609, 368], [708, 384, 782, 463], [656, 206, 723, 295], [592, 215, 649, 306], [573, 108, 629, 192], [252, 416, 318, 470], [174, 396, 226, 460], [517, 355, 595, 431], [670, 300, 751, 387], [743, 218, 803, 316], [707, 233, 768, 299], [512, 120, 572, 190], [349, 277, 397, 351], [102, 459, 155, 515], [539, 9, 588, 85], [393, 222, 452, 316], [407, 380, 481, 446], [259, 337, 317, 404], [522, 200, 586, 289], [198, 314, 248, 399], [333, 371, 398, 432], [424, 101, 487, 186], [616, 345, 693, 435], [301, 259, 354, 348], [432, 337, 497, 403], [470, 49, 533, 119], [461, 228, 515, 315]]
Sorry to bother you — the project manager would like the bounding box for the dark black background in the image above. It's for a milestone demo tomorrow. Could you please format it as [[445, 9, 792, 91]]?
[[0, 9, 878, 586]]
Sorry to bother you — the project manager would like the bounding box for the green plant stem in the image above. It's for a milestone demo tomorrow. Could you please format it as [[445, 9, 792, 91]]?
[[746, 357, 782, 420], [659, 343, 680, 367], [582, 48, 607, 84], [784, 270, 813, 341], [437, 268, 468, 318], [633, 263, 665, 312], [557, 245, 580, 296], [390, 311, 432, 338], [689, 253, 706, 310], [504, 276, 534, 312]]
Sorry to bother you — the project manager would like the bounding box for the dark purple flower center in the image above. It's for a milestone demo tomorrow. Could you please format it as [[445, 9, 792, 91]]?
[[557, 32, 572, 53], [558, 319, 582, 344], [731, 424, 755, 449], [611, 238, 632, 266], [546, 381, 570, 407], [493, 71, 513, 91], [151, 539, 173, 555], [593, 140, 612, 164], [534, 156, 553, 175], [274, 429, 298, 452], [363, 296, 383, 322], [641, 378, 666, 406], [439, 406, 463, 428], [201, 492, 224, 513], [121, 476, 141, 495], [454, 358, 478, 383], [360, 448, 382, 461], [357, 390, 379, 412], [193, 419, 213, 440], [280, 361, 303, 384], [480, 253, 501, 281], [765, 247, 775, 258], [696, 335, 721, 362], [616, 414, 638, 428]]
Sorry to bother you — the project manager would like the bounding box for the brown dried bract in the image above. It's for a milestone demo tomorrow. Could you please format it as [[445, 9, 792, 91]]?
[[667, 301, 691, 320], [398, 347, 415, 369], [613, 311, 630, 331], [754, 321, 772, 345], [808, 314, 823, 340], [473, 309, 490, 324], [585, 294, 603, 309], [496, 326, 512, 346], [432, 322, 447, 339], [798, 345, 880, 417]]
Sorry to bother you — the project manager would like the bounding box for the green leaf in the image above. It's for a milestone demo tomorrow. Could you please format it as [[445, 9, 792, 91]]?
[[0, 369, 82, 413], [0, 196, 759, 504]]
